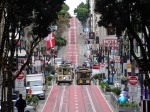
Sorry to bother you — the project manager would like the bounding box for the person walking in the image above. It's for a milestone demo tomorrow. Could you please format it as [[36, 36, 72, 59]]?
[[15, 94, 26, 112]]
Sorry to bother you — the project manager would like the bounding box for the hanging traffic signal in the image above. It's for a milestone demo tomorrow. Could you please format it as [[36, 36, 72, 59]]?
[[110, 60, 114, 67], [96, 36, 99, 44], [89, 32, 95, 39]]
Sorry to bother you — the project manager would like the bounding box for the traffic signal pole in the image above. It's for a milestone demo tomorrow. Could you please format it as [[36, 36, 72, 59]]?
[[108, 50, 110, 83]]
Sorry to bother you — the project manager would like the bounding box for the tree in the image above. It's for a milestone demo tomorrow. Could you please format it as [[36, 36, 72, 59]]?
[[95, 0, 150, 89], [56, 3, 70, 36], [0, 0, 65, 111], [55, 35, 67, 46], [74, 2, 89, 26]]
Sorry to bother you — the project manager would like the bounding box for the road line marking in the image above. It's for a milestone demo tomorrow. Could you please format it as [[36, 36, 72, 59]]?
[[41, 86, 53, 112]]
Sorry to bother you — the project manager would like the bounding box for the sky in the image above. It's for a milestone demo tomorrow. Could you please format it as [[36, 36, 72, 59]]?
[[65, 0, 86, 16]]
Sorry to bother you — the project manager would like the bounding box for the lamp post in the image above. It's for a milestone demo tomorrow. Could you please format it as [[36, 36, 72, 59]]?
[[107, 47, 111, 83]]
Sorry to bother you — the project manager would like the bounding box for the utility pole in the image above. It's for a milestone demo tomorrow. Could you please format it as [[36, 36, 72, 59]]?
[[108, 49, 110, 83]]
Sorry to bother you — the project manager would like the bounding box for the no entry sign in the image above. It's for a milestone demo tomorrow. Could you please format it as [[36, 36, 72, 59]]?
[[128, 76, 138, 86], [15, 70, 25, 80]]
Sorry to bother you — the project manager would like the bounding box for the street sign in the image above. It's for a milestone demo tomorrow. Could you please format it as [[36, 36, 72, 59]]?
[[100, 63, 106, 68], [114, 56, 121, 62], [15, 70, 25, 80], [128, 76, 138, 86], [135, 67, 139, 73], [15, 79, 25, 90], [15, 70, 25, 91], [128, 85, 138, 101]]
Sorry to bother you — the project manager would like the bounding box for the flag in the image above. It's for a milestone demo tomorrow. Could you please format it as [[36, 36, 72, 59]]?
[[51, 33, 56, 47], [45, 33, 55, 48]]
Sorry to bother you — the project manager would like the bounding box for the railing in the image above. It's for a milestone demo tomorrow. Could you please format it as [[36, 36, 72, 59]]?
[[91, 78, 99, 85], [51, 76, 56, 86], [110, 92, 119, 110]]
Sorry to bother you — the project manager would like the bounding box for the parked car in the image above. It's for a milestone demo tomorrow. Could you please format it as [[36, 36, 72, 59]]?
[[28, 86, 46, 100], [92, 64, 100, 69]]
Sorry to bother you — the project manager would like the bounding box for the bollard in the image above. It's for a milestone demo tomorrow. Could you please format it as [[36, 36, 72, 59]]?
[[96, 79, 99, 86]]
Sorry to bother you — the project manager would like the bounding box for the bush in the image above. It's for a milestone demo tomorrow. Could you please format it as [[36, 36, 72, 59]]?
[[92, 74, 100, 79], [47, 81, 51, 86], [46, 75, 53, 81], [100, 82, 108, 89], [105, 86, 111, 92], [51, 69, 55, 75], [25, 96, 39, 106], [111, 87, 121, 95], [92, 73, 106, 80]]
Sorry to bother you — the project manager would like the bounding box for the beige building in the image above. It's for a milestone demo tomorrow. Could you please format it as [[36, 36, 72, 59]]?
[[89, 0, 117, 48]]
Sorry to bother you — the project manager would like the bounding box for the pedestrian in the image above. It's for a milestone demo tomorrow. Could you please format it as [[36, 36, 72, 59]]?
[[15, 94, 26, 112]]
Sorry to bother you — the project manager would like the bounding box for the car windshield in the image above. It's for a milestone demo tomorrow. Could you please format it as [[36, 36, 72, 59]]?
[[31, 87, 43, 92], [28, 81, 42, 86], [55, 58, 62, 62]]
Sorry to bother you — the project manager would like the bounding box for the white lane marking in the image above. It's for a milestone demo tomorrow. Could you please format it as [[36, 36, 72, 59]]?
[[97, 86, 114, 112], [85, 86, 96, 112], [59, 86, 65, 112], [42, 86, 53, 112]]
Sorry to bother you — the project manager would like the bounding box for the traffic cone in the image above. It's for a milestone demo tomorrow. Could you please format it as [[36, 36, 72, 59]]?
[[29, 87, 32, 98]]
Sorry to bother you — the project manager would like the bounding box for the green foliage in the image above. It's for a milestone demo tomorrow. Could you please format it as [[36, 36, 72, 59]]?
[[74, 2, 89, 25], [47, 81, 52, 86], [92, 74, 99, 79], [54, 35, 67, 46], [46, 75, 53, 81], [125, 101, 131, 107], [119, 102, 124, 107], [105, 86, 111, 92], [25, 96, 39, 106], [51, 69, 56, 75], [92, 73, 106, 80], [119, 101, 138, 108], [100, 82, 108, 89], [62, 3, 69, 12], [111, 87, 121, 96], [132, 102, 138, 108], [45, 65, 53, 71]]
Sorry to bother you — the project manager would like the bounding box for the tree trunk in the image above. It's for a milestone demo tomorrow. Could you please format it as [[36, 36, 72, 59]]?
[[1, 70, 13, 112]]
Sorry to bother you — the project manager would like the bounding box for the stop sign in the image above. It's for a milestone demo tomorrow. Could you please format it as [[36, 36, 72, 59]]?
[[15, 70, 25, 80], [128, 76, 138, 85]]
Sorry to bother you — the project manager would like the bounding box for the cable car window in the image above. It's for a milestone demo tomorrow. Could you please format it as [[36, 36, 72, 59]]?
[[63, 69, 67, 75]]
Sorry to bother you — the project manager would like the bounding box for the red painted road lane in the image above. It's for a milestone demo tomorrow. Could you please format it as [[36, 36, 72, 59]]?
[[82, 86, 93, 111], [68, 85, 86, 112], [52, 86, 64, 112], [66, 17, 79, 65], [86, 85, 103, 111], [42, 86, 59, 112], [91, 85, 112, 112], [59, 86, 69, 112]]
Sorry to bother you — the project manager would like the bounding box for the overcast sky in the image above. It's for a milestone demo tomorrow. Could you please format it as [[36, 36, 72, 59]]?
[[65, 0, 86, 16]]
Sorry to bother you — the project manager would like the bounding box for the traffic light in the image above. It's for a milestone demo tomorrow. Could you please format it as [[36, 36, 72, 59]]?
[[96, 36, 99, 44], [11, 58, 17, 72], [89, 32, 95, 39], [110, 60, 114, 67]]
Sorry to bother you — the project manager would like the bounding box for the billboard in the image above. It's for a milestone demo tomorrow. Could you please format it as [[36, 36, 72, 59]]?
[[89, 32, 95, 39]]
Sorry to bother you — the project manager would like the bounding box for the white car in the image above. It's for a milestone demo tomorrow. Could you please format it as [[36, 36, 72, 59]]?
[[28, 86, 46, 100]]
